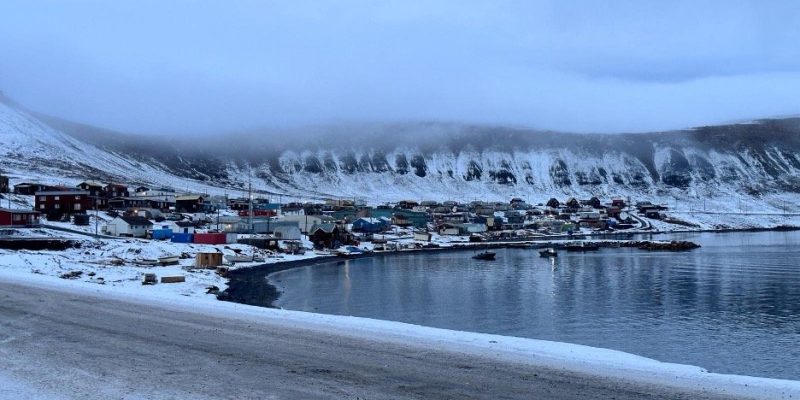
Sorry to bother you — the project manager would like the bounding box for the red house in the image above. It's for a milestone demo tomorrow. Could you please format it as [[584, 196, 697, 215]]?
[[104, 183, 129, 198], [0, 208, 40, 227], [77, 181, 104, 197], [35, 191, 93, 220]]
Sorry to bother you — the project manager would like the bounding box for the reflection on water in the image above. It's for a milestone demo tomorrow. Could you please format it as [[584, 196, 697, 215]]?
[[271, 231, 800, 380]]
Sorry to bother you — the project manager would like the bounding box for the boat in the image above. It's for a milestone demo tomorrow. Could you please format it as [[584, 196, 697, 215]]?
[[472, 251, 496, 260], [539, 248, 558, 257], [225, 254, 254, 263], [337, 246, 365, 258], [134, 259, 159, 266], [158, 255, 180, 265], [564, 242, 600, 252]]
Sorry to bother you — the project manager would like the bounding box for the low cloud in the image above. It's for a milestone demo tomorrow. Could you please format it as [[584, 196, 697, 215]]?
[[1, 0, 798, 134]]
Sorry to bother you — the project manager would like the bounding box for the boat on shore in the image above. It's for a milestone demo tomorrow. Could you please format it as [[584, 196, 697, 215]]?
[[564, 242, 600, 252], [336, 246, 365, 258], [158, 255, 180, 265], [225, 254, 254, 263], [539, 248, 558, 257], [472, 250, 496, 260]]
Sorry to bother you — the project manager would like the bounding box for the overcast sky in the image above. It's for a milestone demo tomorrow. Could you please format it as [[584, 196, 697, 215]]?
[[1, 0, 799, 134]]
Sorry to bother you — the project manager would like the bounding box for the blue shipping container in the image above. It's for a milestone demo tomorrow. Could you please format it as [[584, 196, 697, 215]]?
[[152, 229, 173, 240], [171, 233, 194, 243]]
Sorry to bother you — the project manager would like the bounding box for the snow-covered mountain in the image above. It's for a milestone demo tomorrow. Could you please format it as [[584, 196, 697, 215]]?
[[4, 93, 800, 208], [0, 95, 231, 194]]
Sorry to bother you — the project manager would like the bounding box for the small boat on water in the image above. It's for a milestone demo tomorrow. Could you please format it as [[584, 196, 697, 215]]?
[[564, 242, 600, 252], [472, 251, 496, 260], [539, 248, 558, 257]]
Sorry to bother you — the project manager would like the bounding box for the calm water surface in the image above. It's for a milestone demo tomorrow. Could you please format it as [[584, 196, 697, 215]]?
[[270, 231, 800, 380]]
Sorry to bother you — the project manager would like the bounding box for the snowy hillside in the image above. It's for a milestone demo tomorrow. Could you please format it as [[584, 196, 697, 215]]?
[[5, 94, 800, 219], [0, 96, 234, 195]]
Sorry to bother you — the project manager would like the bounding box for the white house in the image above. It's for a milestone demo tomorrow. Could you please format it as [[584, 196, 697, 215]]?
[[157, 221, 196, 234], [273, 224, 302, 240], [279, 215, 334, 233], [103, 216, 153, 238], [163, 221, 196, 234]]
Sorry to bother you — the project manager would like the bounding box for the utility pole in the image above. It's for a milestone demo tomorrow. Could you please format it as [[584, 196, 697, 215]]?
[[248, 167, 254, 235], [94, 197, 99, 240]]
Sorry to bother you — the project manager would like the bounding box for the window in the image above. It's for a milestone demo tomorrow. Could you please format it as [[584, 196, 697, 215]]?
[[74, 204, 81, 211], [75, 196, 81, 200], [54, 204, 60, 209], [54, 196, 60, 200], [39, 204, 45, 209], [13, 215, 21, 221], [38, 196, 45, 201]]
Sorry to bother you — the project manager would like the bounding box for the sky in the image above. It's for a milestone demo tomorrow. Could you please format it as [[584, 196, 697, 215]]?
[[1, 0, 799, 135]]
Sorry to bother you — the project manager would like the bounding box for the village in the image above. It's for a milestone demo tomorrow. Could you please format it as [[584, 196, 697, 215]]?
[[1, 176, 679, 243], [0, 173, 698, 299]]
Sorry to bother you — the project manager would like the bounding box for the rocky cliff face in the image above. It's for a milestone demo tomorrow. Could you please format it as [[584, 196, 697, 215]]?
[[7, 93, 800, 201]]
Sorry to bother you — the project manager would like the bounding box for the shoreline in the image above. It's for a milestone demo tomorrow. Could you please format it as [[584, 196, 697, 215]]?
[[3, 272, 797, 399], [219, 225, 798, 308]]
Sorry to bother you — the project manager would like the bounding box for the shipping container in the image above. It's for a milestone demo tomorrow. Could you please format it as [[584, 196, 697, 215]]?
[[171, 233, 194, 243], [151, 228, 173, 240], [193, 232, 227, 245]]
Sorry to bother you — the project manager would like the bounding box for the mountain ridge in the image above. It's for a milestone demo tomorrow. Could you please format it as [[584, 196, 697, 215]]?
[[3, 94, 800, 203]]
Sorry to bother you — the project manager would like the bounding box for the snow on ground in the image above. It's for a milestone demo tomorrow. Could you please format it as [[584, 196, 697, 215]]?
[[0, 229, 320, 301], [0, 269, 797, 400], [0, 370, 67, 400]]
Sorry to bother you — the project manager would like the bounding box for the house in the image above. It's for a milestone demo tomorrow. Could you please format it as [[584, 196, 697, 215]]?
[[611, 198, 626, 208], [135, 186, 149, 194], [77, 181, 105, 197], [103, 216, 153, 237], [606, 206, 622, 219], [104, 183, 129, 198], [281, 205, 304, 216], [546, 198, 560, 208], [163, 221, 195, 234], [280, 214, 335, 233], [35, 191, 92, 220], [0, 208, 40, 227], [565, 198, 580, 208], [108, 196, 174, 211], [176, 195, 205, 212], [413, 231, 432, 241], [352, 217, 390, 233], [14, 182, 59, 195], [246, 219, 291, 235], [456, 223, 488, 235], [0, 175, 8, 193], [272, 223, 302, 240], [397, 200, 419, 209], [308, 223, 351, 248], [437, 223, 461, 236], [504, 211, 525, 224]]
